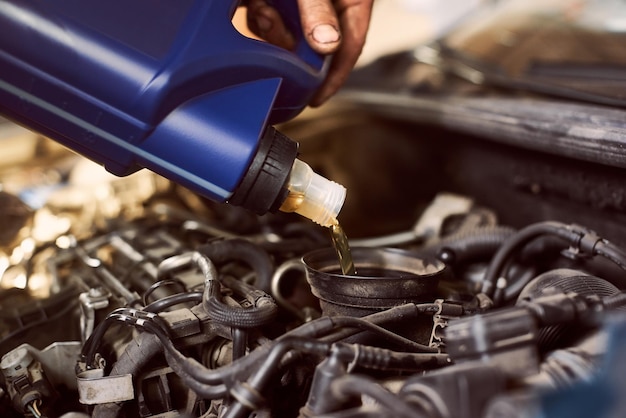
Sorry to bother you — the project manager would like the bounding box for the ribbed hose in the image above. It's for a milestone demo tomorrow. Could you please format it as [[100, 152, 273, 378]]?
[[204, 296, 277, 328], [94, 304, 430, 417], [198, 239, 274, 292], [197, 250, 278, 328]]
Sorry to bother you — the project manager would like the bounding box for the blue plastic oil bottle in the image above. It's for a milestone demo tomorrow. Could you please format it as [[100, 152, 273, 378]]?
[[0, 0, 345, 226]]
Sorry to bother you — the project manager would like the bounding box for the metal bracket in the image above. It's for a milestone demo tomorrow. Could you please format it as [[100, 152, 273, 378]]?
[[77, 369, 134, 405]]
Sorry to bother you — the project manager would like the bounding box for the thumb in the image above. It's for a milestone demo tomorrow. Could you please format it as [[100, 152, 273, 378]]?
[[297, 0, 342, 55]]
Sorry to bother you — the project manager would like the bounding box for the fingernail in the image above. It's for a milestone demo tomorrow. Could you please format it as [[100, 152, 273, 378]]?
[[312, 24, 340, 44], [256, 14, 272, 33]]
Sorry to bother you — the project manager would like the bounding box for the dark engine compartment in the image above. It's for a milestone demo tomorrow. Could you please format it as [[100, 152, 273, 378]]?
[[4, 1, 626, 417], [2, 100, 626, 417]]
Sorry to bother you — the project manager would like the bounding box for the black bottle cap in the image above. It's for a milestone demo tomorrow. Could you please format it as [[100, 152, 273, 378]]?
[[229, 126, 298, 215]]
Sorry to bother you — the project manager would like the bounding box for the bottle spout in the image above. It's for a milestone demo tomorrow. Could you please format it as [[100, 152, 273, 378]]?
[[279, 159, 346, 227]]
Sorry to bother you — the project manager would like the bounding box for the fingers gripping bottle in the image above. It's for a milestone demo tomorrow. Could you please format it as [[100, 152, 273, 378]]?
[[0, 0, 345, 226]]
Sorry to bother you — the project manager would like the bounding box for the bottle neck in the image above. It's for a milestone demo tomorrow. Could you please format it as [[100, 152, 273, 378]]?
[[228, 126, 298, 215], [279, 159, 346, 227], [229, 126, 346, 226]]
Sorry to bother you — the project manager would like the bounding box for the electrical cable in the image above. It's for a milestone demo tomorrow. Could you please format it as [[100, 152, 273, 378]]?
[[81, 313, 136, 368], [99, 252, 269, 388], [142, 278, 187, 305], [328, 316, 439, 353], [90, 301, 450, 418], [90, 302, 446, 410], [97, 311, 448, 416], [481, 222, 571, 297], [330, 343, 449, 371], [155, 250, 276, 327], [137, 318, 251, 399], [80, 305, 233, 396], [143, 292, 203, 313], [222, 308, 447, 418], [150, 325, 240, 386], [26, 400, 45, 418], [149, 304, 435, 389], [481, 221, 626, 304], [81, 307, 170, 368], [321, 303, 440, 344], [224, 337, 331, 418]]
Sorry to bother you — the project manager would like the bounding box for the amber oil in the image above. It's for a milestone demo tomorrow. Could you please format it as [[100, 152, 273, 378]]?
[[329, 220, 356, 275]]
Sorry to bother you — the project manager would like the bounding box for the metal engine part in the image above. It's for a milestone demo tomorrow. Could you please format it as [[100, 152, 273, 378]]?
[[0, 162, 625, 418], [3, 2, 626, 417]]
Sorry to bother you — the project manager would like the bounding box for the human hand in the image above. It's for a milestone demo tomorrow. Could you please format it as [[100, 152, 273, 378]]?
[[246, 0, 374, 106]]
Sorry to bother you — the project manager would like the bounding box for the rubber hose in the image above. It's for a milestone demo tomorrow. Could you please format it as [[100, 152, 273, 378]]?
[[204, 296, 277, 328], [481, 222, 579, 297], [224, 338, 330, 418], [595, 241, 626, 271], [97, 303, 433, 418], [92, 332, 162, 418], [434, 226, 516, 265], [199, 239, 273, 293], [198, 251, 278, 329], [151, 251, 254, 327], [483, 221, 626, 300], [202, 277, 277, 329], [168, 305, 429, 389], [163, 350, 228, 399]]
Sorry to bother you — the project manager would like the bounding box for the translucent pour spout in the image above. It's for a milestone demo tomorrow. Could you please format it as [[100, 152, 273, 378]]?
[[279, 159, 346, 227]]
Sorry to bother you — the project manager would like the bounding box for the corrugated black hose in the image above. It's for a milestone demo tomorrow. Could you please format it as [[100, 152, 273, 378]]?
[[203, 274, 278, 329], [198, 238, 274, 292]]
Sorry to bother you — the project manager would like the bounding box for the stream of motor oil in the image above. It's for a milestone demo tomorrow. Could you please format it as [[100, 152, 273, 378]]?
[[329, 221, 356, 275], [281, 192, 355, 275]]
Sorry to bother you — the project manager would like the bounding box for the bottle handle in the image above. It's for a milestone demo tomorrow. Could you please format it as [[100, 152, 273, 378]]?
[[265, 0, 327, 71]]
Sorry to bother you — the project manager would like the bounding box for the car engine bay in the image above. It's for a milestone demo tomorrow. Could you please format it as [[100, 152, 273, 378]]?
[[3, 1, 626, 417]]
